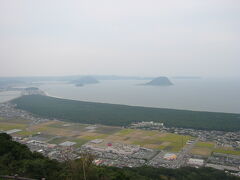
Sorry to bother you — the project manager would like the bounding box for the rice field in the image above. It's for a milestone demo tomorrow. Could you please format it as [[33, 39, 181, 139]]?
[[213, 148, 240, 156], [1, 116, 239, 155]]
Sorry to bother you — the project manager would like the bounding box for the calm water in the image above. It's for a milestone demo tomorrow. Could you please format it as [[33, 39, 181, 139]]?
[[36, 78, 240, 114], [0, 91, 21, 103]]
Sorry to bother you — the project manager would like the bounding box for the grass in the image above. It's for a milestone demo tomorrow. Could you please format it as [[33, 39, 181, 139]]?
[[213, 148, 240, 156], [16, 130, 36, 137], [158, 133, 189, 142], [121, 131, 192, 152], [156, 133, 192, 152], [0, 117, 31, 124], [0, 122, 27, 131], [143, 130, 159, 136], [33, 126, 52, 132], [71, 138, 89, 147], [156, 145, 167, 150], [48, 136, 68, 144], [191, 142, 240, 156], [48, 121, 88, 131], [0, 119, 205, 153], [46, 121, 65, 128], [196, 142, 215, 148], [190, 141, 215, 156], [117, 129, 135, 136], [191, 147, 213, 156], [95, 126, 121, 135], [80, 134, 108, 141]]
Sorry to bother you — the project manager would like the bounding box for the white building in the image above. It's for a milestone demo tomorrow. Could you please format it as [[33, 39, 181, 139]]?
[[90, 139, 104, 144], [59, 141, 76, 147], [188, 158, 204, 166]]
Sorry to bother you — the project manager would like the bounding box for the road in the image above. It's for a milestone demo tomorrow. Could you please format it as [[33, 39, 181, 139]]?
[[175, 136, 200, 168]]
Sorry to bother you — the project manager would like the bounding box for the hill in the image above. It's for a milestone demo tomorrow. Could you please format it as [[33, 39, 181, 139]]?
[[144, 77, 173, 86], [11, 95, 240, 131], [0, 133, 239, 180]]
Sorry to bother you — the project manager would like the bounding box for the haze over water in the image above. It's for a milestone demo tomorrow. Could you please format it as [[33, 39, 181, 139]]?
[[37, 78, 240, 114]]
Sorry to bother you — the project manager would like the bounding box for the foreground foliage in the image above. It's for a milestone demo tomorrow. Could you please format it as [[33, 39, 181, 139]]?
[[0, 133, 239, 180], [12, 95, 240, 131]]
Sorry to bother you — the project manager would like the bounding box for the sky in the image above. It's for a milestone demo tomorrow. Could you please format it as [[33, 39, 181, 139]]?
[[0, 0, 239, 77]]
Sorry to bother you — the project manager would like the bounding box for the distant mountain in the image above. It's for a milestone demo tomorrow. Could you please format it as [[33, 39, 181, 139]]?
[[0, 75, 153, 85], [172, 76, 201, 79], [92, 75, 153, 80], [71, 76, 99, 86], [144, 77, 173, 86]]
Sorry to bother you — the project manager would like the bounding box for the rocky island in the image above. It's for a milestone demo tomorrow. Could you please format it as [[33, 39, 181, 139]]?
[[144, 76, 173, 86]]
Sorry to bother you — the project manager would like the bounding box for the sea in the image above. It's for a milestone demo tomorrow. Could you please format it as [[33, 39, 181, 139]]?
[[0, 91, 21, 103], [1, 78, 240, 114]]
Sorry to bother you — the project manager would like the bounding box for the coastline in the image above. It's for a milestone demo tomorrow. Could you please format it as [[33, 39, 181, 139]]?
[[3, 84, 240, 114], [43, 90, 64, 99]]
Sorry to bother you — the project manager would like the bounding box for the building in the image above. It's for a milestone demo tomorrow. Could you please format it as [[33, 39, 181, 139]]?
[[163, 153, 177, 160], [59, 141, 76, 147], [90, 139, 104, 144], [188, 158, 204, 166], [205, 163, 239, 171]]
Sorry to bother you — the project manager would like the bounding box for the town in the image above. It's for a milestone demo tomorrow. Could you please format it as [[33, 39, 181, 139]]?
[[0, 101, 240, 177]]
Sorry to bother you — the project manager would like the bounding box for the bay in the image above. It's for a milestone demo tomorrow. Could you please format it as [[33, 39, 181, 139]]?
[[37, 78, 240, 114]]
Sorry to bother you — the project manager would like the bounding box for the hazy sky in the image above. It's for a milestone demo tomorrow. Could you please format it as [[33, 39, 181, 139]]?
[[0, 0, 239, 77]]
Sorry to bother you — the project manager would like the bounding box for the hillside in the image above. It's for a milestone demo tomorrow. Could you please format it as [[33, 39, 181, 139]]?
[[0, 133, 239, 180], [144, 77, 173, 86], [11, 95, 240, 131]]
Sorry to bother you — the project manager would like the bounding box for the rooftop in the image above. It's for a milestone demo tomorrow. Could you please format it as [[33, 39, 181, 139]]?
[[59, 141, 76, 147]]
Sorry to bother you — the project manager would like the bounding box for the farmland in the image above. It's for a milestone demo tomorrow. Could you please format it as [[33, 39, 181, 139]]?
[[1, 116, 239, 156], [190, 142, 215, 156], [0, 117, 191, 152]]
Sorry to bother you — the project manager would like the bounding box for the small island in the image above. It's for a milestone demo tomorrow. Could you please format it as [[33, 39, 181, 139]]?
[[71, 76, 99, 87], [144, 76, 173, 86]]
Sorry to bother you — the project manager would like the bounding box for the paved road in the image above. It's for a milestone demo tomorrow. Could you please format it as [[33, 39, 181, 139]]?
[[175, 137, 200, 168]]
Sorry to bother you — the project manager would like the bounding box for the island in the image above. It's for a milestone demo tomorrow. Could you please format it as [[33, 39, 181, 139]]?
[[144, 76, 173, 86], [71, 76, 99, 86]]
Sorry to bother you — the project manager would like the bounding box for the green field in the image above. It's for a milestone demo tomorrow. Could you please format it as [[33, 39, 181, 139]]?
[[108, 129, 192, 152], [12, 95, 240, 131], [213, 148, 240, 156], [48, 136, 69, 144], [117, 129, 136, 136], [196, 142, 215, 148], [191, 141, 240, 156], [191, 141, 215, 156], [0, 122, 27, 131], [16, 130, 36, 136], [0, 118, 193, 152], [158, 134, 192, 151]]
